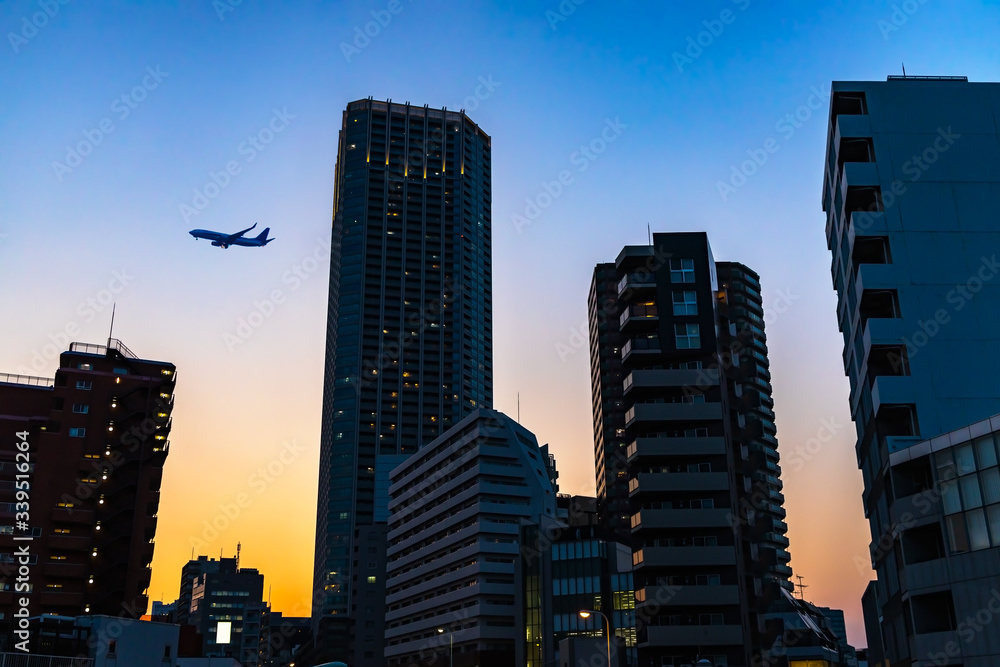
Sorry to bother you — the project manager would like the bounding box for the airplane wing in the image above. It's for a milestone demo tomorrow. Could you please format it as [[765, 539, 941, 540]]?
[[227, 223, 257, 241]]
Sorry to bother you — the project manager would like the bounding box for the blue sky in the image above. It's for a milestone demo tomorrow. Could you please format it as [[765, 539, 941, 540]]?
[[3, 0, 999, 645]]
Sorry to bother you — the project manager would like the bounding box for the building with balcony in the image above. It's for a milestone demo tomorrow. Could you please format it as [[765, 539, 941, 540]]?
[[312, 97, 492, 665], [822, 76, 1000, 666], [589, 233, 795, 666], [0, 340, 175, 638], [383, 409, 557, 667]]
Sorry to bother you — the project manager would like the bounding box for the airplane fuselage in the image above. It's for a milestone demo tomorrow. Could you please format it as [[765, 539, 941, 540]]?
[[189, 223, 274, 249]]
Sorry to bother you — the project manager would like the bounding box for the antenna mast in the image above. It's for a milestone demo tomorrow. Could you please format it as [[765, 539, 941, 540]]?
[[795, 574, 809, 600], [107, 303, 116, 347]]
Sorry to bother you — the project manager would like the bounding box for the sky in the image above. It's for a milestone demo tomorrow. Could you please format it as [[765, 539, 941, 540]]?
[[2, 0, 1000, 648]]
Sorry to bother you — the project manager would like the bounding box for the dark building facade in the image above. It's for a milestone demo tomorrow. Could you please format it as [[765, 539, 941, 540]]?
[[185, 556, 265, 659], [520, 517, 637, 667], [822, 77, 1000, 666], [312, 98, 492, 664], [0, 339, 174, 637], [588, 233, 793, 666]]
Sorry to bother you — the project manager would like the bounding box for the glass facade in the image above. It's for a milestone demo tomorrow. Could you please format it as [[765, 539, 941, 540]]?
[[313, 99, 492, 664]]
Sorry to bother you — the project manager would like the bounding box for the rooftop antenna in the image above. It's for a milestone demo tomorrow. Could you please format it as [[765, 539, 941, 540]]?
[[795, 574, 809, 600], [107, 303, 116, 347], [647, 223, 652, 245], [236, 541, 241, 569], [902, 62, 906, 77]]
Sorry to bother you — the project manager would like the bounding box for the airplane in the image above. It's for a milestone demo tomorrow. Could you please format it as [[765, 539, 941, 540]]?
[[189, 223, 275, 249]]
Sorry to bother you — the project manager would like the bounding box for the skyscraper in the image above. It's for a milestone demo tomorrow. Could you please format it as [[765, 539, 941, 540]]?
[[312, 98, 492, 665], [822, 76, 1000, 665], [588, 232, 793, 666]]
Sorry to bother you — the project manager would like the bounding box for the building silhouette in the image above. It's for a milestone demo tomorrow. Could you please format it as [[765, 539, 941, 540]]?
[[0, 339, 174, 633], [822, 76, 1000, 665], [312, 98, 492, 665], [588, 233, 793, 665]]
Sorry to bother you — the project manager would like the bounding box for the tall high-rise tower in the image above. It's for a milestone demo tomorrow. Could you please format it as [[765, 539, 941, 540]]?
[[822, 77, 1000, 665], [312, 98, 492, 665], [588, 232, 793, 666]]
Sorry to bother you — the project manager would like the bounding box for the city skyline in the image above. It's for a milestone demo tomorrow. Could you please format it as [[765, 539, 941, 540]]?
[[4, 1, 1000, 649]]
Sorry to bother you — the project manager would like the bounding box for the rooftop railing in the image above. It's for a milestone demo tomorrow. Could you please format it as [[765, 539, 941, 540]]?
[[0, 373, 54, 388]]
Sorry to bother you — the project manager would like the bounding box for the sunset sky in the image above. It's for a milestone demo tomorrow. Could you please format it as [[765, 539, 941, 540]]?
[[3, 0, 1000, 647]]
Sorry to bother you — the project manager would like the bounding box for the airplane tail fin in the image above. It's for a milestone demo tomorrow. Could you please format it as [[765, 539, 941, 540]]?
[[256, 227, 271, 243]]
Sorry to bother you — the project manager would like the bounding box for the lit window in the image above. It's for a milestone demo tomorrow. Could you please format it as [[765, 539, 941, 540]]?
[[367, 576, 377, 584], [675, 323, 701, 349], [669, 259, 695, 283], [69, 428, 86, 438], [78, 363, 92, 371], [672, 291, 697, 316]]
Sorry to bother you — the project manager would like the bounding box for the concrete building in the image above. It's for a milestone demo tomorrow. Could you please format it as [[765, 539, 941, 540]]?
[[0, 340, 175, 632], [384, 409, 557, 666], [312, 97, 493, 665], [822, 76, 1000, 666], [589, 232, 793, 666]]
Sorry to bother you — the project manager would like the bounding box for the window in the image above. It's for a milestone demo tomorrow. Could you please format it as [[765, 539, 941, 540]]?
[[78, 363, 92, 371], [675, 323, 700, 349], [72, 404, 89, 414], [76, 380, 92, 390], [669, 259, 695, 283], [672, 291, 697, 315], [113, 367, 128, 374], [367, 576, 377, 584], [108, 641, 117, 656], [69, 428, 86, 438]]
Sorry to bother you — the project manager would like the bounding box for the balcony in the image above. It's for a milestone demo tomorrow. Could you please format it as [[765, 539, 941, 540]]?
[[622, 368, 719, 393], [638, 584, 740, 607], [625, 402, 723, 427], [619, 303, 658, 331], [621, 337, 661, 363], [629, 472, 729, 496], [618, 272, 656, 297], [627, 436, 725, 460], [632, 508, 733, 530], [644, 625, 744, 647], [638, 545, 737, 567]]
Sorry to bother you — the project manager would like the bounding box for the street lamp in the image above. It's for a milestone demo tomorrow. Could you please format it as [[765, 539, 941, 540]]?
[[437, 628, 453, 667], [578, 609, 611, 667]]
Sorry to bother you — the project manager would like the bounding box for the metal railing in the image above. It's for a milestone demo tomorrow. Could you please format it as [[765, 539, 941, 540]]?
[[0, 654, 92, 667], [0, 373, 54, 388]]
